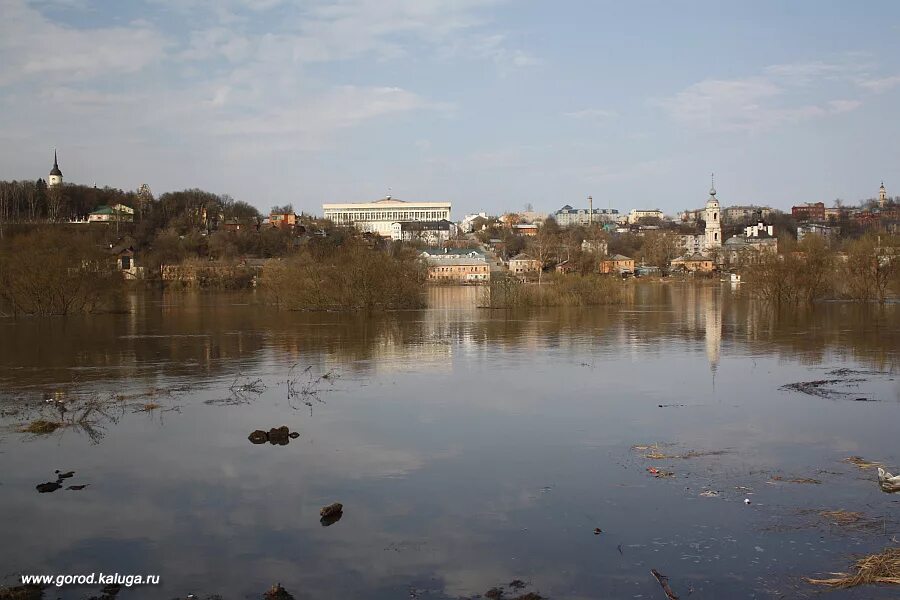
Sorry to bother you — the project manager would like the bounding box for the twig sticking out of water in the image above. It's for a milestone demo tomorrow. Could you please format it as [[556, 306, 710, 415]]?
[[650, 569, 680, 599]]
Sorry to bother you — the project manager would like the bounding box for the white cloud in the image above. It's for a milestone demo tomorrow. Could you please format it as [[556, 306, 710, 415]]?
[[563, 108, 618, 121], [0, 0, 170, 85], [659, 58, 873, 134], [855, 75, 900, 93]]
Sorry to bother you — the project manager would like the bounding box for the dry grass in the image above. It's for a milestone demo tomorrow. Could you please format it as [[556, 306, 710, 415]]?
[[819, 510, 866, 527], [632, 444, 727, 460], [771, 476, 822, 485], [20, 419, 61, 434], [845, 456, 884, 470], [806, 547, 900, 588]]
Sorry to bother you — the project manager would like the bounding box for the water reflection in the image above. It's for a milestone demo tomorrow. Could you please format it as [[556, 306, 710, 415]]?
[[0, 284, 898, 599]]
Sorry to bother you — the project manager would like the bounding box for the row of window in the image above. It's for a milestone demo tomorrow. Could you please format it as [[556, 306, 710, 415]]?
[[431, 266, 487, 272], [327, 210, 449, 221]]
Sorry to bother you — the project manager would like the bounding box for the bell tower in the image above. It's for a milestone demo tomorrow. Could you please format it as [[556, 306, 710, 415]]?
[[48, 149, 63, 188], [704, 174, 721, 253], [879, 181, 887, 208]]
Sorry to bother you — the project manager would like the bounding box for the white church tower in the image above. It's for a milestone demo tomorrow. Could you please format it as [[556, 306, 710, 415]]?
[[703, 174, 721, 254], [879, 181, 888, 208], [48, 150, 63, 188]]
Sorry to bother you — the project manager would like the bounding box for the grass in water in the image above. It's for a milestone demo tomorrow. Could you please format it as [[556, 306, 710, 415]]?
[[20, 419, 61, 434], [806, 547, 900, 588]]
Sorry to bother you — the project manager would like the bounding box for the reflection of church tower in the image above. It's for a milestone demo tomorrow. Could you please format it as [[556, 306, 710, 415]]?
[[48, 150, 63, 188], [879, 181, 888, 208], [704, 174, 721, 254], [704, 287, 721, 375]]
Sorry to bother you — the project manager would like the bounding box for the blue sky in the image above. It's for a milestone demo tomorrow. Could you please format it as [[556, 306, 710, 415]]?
[[1, 0, 899, 217]]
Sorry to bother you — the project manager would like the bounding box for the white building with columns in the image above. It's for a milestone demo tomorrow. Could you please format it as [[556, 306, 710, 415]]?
[[323, 196, 452, 237]]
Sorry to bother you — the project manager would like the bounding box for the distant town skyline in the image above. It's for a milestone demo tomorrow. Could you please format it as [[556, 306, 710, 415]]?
[[1, 0, 899, 216]]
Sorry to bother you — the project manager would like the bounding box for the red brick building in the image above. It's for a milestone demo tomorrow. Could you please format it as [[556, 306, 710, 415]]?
[[791, 202, 825, 222]]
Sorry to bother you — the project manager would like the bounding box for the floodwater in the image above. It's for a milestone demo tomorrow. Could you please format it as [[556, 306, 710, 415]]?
[[1, 283, 898, 599]]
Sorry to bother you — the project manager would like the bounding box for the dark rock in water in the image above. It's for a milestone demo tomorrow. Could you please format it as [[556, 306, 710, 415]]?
[[67, 484, 88, 491], [36, 481, 62, 493], [263, 583, 295, 600], [320, 511, 343, 527], [100, 583, 121, 596], [320, 502, 343, 518], [56, 470, 75, 479], [288, 432, 300, 439], [509, 580, 527, 590], [248, 430, 268, 444], [484, 588, 504, 599], [268, 426, 290, 441]]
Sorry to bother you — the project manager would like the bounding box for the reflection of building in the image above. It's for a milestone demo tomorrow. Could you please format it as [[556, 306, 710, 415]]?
[[704, 287, 721, 374], [323, 197, 452, 237]]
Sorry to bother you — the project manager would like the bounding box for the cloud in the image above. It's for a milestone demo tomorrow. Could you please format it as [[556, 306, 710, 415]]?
[[658, 58, 873, 133], [0, 0, 170, 85], [563, 108, 618, 121], [855, 75, 900, 93], [217, 86, 440, 136]]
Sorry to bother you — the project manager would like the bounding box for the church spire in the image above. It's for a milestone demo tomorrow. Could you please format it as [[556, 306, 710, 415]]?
[[709, 172, 716, 196], [48, 148, 63, 186]]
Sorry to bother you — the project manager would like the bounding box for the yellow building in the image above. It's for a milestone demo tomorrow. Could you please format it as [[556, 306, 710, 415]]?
[[426, 258, 490, 283], [599, 254, 634, 274], [671, 253, 716, 272]]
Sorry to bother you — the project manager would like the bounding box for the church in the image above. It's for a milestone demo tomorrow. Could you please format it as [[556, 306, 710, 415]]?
[[48, 150, 63, 188], [679, 177, 723, 258]]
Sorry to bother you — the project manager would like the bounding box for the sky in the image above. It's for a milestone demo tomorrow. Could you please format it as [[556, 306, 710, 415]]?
[[1, 0, 899, 218]]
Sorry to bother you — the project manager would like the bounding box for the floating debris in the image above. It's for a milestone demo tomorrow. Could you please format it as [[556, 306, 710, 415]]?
[[878, 468, 900, 493], [650, 568, 680, 600], [744, 498, 752, 505], [805, 547, 900, 588], [36, 481, 62, 493], [320, 502, 344, 526], [633, 444, 727, 460], [780, 378, 865, 399], [247, 426, 299, 445], [263, 583, 295, 600], [592, 527, 602, 535], [647, 467, 675, 479], [699, 490, 720, 498], [770, 476, 821, 485], [20, 420, 61, 434], [55, 470, 75, 479], [67, 485, 88, 491], [248, 430, 268, 444], [845, 456, 884, 470]]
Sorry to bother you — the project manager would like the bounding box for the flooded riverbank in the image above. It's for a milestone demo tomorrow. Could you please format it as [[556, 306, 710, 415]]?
[[1, 283, 898, 599]]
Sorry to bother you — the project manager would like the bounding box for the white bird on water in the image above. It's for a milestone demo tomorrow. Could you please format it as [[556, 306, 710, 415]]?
[[877, 467, 900, 493]]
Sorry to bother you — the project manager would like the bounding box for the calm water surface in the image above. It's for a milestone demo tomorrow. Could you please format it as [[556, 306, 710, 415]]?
[[1, 283, 898, 599]]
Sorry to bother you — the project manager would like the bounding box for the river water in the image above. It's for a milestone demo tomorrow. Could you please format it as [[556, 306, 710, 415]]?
[[1, 283, 898, 599]]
